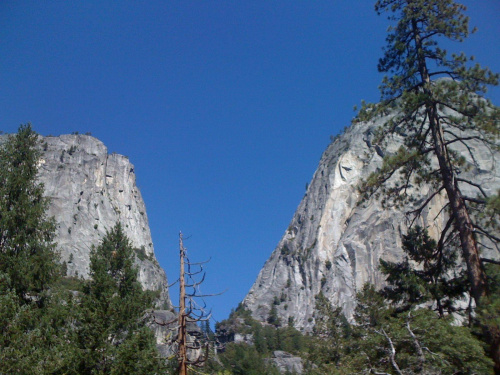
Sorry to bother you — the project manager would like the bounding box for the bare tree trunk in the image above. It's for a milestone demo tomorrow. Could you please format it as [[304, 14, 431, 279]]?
[[178, 233, 188, 375]]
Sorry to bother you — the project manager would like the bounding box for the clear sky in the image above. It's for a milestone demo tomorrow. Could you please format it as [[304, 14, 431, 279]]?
[[1, 1, 499, 324]]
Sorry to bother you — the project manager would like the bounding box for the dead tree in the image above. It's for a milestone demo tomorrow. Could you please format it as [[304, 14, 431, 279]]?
[[154, 232, 221, 375]]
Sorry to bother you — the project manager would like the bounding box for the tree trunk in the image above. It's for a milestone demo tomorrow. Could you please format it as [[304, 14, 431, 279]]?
[[429, 92, 500, 375], [178, 233, 188, 375], [429, 110, 489, 303], [411, 18, 499, 372]]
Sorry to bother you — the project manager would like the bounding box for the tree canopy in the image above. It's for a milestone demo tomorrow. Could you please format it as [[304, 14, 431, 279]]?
[[0, 124, 59, 305], [75, 222, 163, 374], [358, 1, 499, 370]]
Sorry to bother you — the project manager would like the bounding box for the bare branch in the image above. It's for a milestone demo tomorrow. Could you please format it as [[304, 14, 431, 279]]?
[[437, 216, 455, 253], [407, 312, 426, 370], [456, 178, 488, 198], [482, 258, 500, 265], [408, 186, 445, 226], [168, 278, 180, 288], [463, 196, 487, 205], [432, 202, 450, 222], [473, 225, 500, 243], [375, 329, 404, 375]]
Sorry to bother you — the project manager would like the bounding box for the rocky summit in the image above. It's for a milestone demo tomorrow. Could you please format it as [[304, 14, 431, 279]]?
[[243, 114, 500, 331], [36, 134, 170, 308]]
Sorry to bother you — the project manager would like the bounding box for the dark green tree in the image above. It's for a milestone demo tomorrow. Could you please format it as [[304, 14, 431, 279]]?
[[0, 124, 59, 305], [307, 292, 351, 371], [358, 1, 500, 369], [219, 342, 280, 375], [75, 222, 163, 374], [477, 263, 500, 375], [0, 125, 79, 374], [0, 279, 81, 374], [267, 304, 281, 327], [380, 226, 468, 316]]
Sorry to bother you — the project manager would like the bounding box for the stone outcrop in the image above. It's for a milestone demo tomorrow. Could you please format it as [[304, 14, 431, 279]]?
[[243, 114, 499, 331], [35, 134, 170, 308], [269, 351, 304, 375]]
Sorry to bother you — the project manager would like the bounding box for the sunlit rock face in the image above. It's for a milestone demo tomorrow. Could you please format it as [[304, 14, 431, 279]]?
[[243, 115, 499, 332], [37, 134, 171, 308]]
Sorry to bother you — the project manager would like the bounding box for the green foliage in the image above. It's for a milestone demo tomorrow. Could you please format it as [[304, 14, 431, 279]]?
[[346, 307, 493, 374], [135, 245, 148, 261], [479, 189, 500, 230], [307, 292, 351, 369], [0, 126, 80, 374], [353, 283, 391, 328], [302, 283, 493, 374], [311, 284, 492, 374], [214, 305, 308, 373], [358, 0, 500, 226], [219, 342, 280, 375], [0, 124, 59, 304], [268, 304, 281, 326], [53, 275, 84, 292], [476, 263, 500, 366], [0, 272, 82, 374], [74, 222, 163, 374], [109, 327, 164, 375], [380, 226, 468, 316]]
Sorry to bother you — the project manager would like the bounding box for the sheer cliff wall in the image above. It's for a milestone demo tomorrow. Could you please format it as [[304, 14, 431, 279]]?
[[243, 116, 499, 331], [36, 134, 170, 308]]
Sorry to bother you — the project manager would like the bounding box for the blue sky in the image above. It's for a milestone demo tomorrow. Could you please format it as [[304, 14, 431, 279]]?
[[1, 1, 499, 323]]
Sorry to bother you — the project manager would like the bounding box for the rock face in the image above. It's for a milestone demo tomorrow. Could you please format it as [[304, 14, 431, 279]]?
[[269, 351, 304, 375], [36, 134, 170, 308], [243, 114, 499, 331]]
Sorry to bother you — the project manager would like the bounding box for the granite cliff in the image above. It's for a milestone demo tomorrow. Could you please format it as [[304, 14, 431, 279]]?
[[243, 114, 499, 331], [36, 134, 170, 308]]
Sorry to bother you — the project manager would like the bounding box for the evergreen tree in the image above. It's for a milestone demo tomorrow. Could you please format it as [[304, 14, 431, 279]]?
[[0, 124, 59, 305], [0, 280, 80, 374], [0, 125, 78, 374], [75, 222, 163, 374], [358, 1, 500, 369], [219, 342, 281, 375], [380, 226, 468, 316], [308, 292, 351, 371], [340, 285, 494, 374]]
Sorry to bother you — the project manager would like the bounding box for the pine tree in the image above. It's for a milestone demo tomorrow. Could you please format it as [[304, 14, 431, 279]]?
[[340, 285, 494, 374], [380, 226, 468, 316], [308, 292, 351, 370], [0, 124, 59, 305], [0, 125, 79, 374], [358, 1, 500, 370], [75, 222, 163, 374]]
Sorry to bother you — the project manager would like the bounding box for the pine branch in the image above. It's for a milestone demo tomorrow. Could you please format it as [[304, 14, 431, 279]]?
[[481, 258, 500, 265], [456, 178, 488, 198], [408, 186, 445, 222], [473, 224, 500, 244], [463, 196, 487, 205]]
